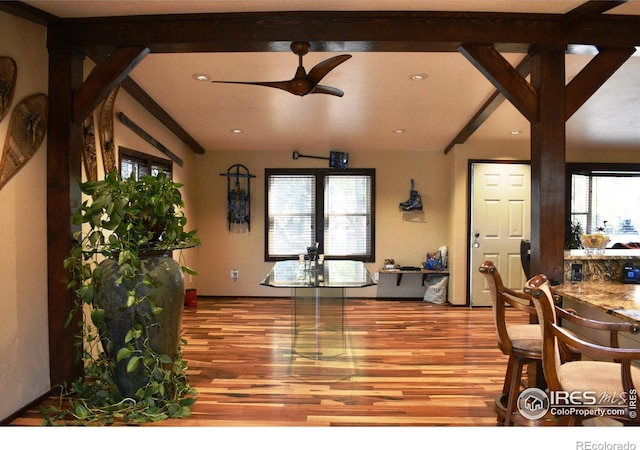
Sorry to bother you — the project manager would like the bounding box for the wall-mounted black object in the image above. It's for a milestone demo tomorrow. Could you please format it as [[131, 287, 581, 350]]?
[[571, 263, 583, 282], [400, 178, 422, 211], [622, 264, 640, 284], [219, 164, 255, 231], [292, 150, 349, 169]]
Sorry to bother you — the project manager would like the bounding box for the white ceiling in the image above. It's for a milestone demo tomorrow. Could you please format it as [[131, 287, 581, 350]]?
[[23, 1, 640, 154]]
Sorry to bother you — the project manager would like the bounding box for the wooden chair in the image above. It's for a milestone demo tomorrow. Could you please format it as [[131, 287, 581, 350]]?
[[525, 274, 640, 425], [479, 260, 543, 425]]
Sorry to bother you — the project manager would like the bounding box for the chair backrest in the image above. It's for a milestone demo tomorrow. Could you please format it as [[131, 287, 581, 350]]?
[[520, 239, 531, 279], [478, 260, 513, 355], [525, 274, 563, 391]]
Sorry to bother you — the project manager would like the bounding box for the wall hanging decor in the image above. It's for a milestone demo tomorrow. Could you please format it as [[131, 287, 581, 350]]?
[[82, 114, 98, 181], [99, 86, 119, 174], [292, 150, 349, 169], [220, 164, 255, 231], [0, 56, 17, 123], [0, 93, 48, 191], [399, 178, 422, 211]]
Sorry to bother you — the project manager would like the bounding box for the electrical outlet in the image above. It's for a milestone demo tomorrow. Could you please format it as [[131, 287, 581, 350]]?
[[571, 264, 582, 282], [230, 269, 239, 280]]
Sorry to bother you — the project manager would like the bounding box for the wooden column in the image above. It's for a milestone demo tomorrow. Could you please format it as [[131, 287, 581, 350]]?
[[529, 46, 566, 284], [47, 49, 84, 386]]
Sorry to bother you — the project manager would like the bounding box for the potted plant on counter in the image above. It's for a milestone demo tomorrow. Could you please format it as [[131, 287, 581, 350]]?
[[43, 171, 200, 424]]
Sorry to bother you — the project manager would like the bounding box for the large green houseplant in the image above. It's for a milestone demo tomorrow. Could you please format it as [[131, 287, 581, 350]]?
[[43, 171, 200, 424]]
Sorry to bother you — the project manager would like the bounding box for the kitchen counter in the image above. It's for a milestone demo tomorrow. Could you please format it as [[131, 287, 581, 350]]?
[[554, 281, 640, 323]]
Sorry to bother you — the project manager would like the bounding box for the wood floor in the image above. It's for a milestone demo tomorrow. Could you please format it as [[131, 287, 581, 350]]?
[[10, 297, 526, 427]]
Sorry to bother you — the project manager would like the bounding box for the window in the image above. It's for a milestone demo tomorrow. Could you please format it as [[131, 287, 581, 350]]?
[[567, 163, 640, 246], [265, 168, 375, 261], [119, 146, 172, 180]]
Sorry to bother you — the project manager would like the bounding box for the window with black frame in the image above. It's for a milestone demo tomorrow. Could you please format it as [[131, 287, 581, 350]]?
[[119, 146, 173, 180], [567, 163, 640, 247], [265, 168, 375, 261]]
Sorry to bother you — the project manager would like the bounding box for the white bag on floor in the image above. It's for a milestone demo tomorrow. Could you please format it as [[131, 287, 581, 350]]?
[[423, 276, 448, 304]]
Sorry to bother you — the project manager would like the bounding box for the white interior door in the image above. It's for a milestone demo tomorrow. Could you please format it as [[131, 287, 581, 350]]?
[[470, 162, 531, 306]]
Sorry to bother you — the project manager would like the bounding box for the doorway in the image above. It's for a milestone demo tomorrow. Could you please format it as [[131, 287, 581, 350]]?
[[469, 162, 531, 306]]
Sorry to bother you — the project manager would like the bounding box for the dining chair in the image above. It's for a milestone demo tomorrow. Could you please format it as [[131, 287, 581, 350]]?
[[525, 274, 640, 425], [479, 260, 543, 425]]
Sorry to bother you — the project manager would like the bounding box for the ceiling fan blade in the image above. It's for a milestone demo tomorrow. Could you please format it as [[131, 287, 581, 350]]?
[[212, 79, 294, 91], [311, 85, 345, 97], [307, 54, 352, 85]]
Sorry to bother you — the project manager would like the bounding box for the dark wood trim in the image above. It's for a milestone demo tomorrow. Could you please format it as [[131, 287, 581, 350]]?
[[0, 1, 58, 26], [466, 159, 531, 306], [118, 112, 184, 166], [565, 46, 635, 120], [47, 49, 84, 386], [45, 10, 640, 54], [459, 44, 538, 123], [529, 46, 567, 285], [73, 46, 150, 124], [120, 77, 206, 154], [563, 1, 628, 24], [443, 55, 530, 154]]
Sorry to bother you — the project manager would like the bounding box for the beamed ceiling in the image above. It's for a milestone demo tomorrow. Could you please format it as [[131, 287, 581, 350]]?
[[5, 0, 640, 155]]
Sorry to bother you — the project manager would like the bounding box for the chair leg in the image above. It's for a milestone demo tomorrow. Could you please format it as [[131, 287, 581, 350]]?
[[502, 355, 516, 397], [504, 356, 526, 426]]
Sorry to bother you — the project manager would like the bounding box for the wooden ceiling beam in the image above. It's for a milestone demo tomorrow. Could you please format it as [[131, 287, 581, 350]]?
[[443, 56, 530, 154], [563, 1, 628, 23], [565, 46, 636, 119], [73, 46, 149, 124], [120, 77, 206, 154], [46, 11, 640, 54], [459, 44, 538, 123]]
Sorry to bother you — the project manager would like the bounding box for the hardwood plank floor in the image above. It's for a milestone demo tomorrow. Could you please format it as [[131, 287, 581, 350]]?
[[10, 297, 527, 427]]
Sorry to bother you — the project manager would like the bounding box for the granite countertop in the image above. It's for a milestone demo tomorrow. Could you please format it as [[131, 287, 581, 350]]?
[[565, 249, 640, 260], [554, 282, 640, 322]]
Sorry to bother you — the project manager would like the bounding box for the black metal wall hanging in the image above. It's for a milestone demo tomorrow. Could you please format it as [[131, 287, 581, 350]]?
[[220, 164, 255, 231], [292, 150, 349, 169]]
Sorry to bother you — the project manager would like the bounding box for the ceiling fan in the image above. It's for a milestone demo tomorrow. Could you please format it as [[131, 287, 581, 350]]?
[[211, 41, 352, 97]]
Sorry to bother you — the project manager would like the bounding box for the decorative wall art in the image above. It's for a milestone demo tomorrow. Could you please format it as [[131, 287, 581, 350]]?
[[399, 178, 422, 211], [0, 56, 17, 123], [220, 164, 255, 231], [292, 150, 349, 169], [0, 93, 48, 190], [99, 86, 119, 174], [82, 113, 98, 181]]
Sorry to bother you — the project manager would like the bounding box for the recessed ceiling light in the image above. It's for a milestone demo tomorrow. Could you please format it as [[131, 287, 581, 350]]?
[[410, 73, 428, 81], [230, 128, 244, 134], [393, 128, 406, 134], [510, 130, 523, 135], [192, 73, 210, 81]]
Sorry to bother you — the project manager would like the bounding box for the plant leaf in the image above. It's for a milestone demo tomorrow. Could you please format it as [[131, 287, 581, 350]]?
[[126, 355, 141, 373], [116, 347, 133, 363]]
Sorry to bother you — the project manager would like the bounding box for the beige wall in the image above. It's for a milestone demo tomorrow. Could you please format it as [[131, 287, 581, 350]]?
[[194, 149, 453, 298], [0, 11, 50, 421], [2, 10, 639, 421]]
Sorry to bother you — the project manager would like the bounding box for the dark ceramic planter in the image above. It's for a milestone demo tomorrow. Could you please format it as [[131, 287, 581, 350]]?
[[96, 254, 184, 398]]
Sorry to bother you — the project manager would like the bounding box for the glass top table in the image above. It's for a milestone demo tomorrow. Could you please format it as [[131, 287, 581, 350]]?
[[260, 259, 376, 288], [261, 260, 375, 360]]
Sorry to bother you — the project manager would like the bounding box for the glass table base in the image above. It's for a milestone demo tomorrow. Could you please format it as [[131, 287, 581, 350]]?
[[292, 287, 345, 360]]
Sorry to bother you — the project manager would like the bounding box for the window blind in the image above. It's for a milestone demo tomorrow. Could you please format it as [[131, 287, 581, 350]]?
[[324, 174, 372, 257], [267, 174, 316, 256]]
